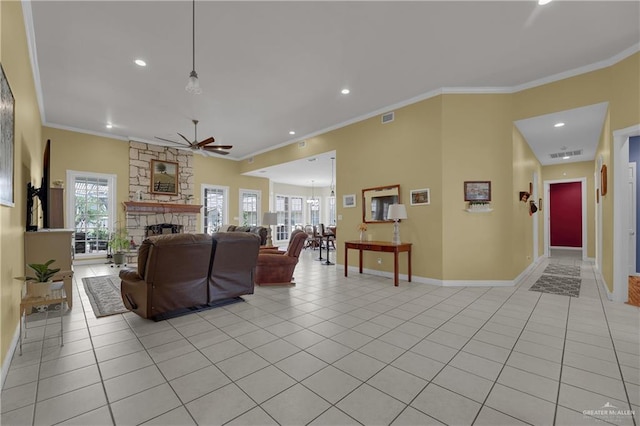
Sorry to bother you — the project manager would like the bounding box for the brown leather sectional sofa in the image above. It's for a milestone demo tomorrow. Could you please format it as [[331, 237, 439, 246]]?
[[119, 232, 260, 320]]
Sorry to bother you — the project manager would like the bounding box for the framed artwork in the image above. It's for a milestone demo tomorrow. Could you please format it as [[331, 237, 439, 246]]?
[[600, 164, 607, 196], [0, 63, 15, 207], [150, 159, 178, 195], [343, 194, 356, 208], [464, 181, 491, 202], [410, 188, 430, 205]]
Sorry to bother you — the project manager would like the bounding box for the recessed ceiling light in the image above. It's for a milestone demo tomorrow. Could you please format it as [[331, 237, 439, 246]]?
[[562, 155, 570, 160], [289, 131, 296, 135], [106, 123, 113, 129], [554, 122, 565, 128], [341, 88, 350, 95], [538, 0, 552, 5], [134, 59, 146, 67]]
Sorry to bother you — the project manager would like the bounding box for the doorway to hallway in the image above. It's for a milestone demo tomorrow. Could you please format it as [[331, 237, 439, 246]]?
[[544, 178, 587, 260]]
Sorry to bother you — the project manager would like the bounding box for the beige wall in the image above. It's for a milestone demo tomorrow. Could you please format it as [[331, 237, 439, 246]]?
[[512, 127, 543, 273], [1, 1, 43, 371]]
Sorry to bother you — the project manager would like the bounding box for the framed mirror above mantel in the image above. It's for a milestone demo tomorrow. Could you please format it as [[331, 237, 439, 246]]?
[[362, 184, 400, 223]]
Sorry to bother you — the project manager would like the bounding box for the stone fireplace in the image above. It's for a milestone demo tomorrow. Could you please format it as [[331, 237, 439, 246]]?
[[125, 142, 201, 248]]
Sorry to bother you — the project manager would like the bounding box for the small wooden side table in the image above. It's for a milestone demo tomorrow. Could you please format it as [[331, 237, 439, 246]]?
[[19, 281, 67, 355]]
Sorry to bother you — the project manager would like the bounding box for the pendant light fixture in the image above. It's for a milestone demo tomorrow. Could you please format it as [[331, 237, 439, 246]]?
[[307, 180, 319, 206], [330, 157, 335, 197], [185, 0, 202, 94]]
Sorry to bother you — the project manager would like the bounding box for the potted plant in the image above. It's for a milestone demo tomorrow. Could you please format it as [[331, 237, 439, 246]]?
[[25, 259, 60, 297], [109, 226, 130, 265]]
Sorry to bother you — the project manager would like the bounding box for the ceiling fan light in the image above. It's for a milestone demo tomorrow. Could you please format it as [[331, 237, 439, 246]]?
[[186, 71, 202, 95]]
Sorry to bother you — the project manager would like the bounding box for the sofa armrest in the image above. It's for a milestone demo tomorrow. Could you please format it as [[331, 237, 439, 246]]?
[[119, 268, 141, 282]]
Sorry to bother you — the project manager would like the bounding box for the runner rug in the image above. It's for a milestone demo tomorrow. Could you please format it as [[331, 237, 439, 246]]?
[[529, 265, 582, 298], [82, 275, 129, 317]]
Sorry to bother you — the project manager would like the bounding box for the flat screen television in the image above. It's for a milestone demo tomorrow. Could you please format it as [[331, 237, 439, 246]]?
[[26, 139, 50, 231]]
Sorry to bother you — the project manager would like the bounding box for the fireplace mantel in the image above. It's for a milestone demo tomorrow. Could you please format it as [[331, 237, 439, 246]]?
[[123, 201, 202, 214]]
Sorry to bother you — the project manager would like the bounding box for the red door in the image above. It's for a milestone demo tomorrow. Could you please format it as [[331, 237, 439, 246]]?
[[550, 182, 582, 247]]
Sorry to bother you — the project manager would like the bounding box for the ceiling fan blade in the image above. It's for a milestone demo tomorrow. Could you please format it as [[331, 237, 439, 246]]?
[[202, 147, 230, 155], [210, 145, 233, 150], [196, 137, 215, 147], [177, 133, 194, 146]]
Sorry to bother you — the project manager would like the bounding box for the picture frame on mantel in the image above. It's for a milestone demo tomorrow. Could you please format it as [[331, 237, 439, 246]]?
[[150, 159, 178, 195]]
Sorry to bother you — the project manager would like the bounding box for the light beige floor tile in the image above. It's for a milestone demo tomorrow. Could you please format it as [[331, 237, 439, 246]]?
[[234, 329, 278, 349], [215, 350, 270, 381], [141, 406, 196, 425], [306, 339, 353, 364], [236, 365, 297, 403], [104, 365, 166, 403], [275, 350, 329, 381], [38, 350, 96, 379], [367, 365, 428, 404], [410, 339, 458, 363], [0, 404, 34, 426], [497, 365, 559, 403], [252, 338, 300, 363], [302, 365, 362, 404], [411, 383, 481, 425], [37, 364, 102, 401], [56, 405, 113, 425], [98, 350, 153, 380], [562, 365, 628, 401], [506, 350, 561, 380], [331, 329, 374, 349], [391, 406, 445, 425], [432, 365, 493, 403], [449, 351, 503, 381], [200, 338, 248, 363], [146, 338, 196, 363], [33, 382, 107, 425], [358, 339, 405, 363], [226, 407, 279, 425], [186, 383, 256, 425], [337, 383, 406, 425], [156, 350, 212, 381], [261, 383, 331, 425], [110, 383, 180, 425], [473, 406, 528, 426], [2, 364, 39, 389], [485, 383, 556, 426], [1, 381, 37, 413], [170, 365, 230, 404], [93, 338, 144, 362]]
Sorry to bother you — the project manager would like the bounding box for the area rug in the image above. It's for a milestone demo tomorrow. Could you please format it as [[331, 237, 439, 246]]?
[[82, 275, 129, 317], [529, 274, 581, 297], [543, 264, 581, 277]]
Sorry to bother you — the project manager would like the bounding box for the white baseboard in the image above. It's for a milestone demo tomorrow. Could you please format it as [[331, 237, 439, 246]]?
[[1, 324, 20, 390], [342, 265, 526, 287], [550, 246, 582, 251]]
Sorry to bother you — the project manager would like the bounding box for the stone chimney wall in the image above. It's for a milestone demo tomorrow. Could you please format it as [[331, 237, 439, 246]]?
[[127, 142, 198, 244]]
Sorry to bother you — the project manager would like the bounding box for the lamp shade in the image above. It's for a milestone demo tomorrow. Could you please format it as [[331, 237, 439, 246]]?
[[262, 212, 278, 226], [387, 204, 407, 220]]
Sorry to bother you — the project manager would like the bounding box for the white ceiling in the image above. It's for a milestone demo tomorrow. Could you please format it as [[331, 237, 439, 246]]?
[[25, 1, 640, 184]]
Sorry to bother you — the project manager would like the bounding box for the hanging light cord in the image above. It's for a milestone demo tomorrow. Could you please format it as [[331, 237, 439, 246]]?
[[191, 0, 196, 73]]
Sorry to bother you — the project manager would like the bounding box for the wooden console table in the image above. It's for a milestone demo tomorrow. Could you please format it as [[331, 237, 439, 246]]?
[[344, 240, 412, 286]]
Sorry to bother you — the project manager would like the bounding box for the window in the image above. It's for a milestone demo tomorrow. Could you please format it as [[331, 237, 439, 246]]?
[[202, 185, 228, 234], [240, 189, 260, 226], [66, 171, 116, 256], [290, 197, 304, 229], [309, 200, 320, 226], [275, 195, 290, 241]]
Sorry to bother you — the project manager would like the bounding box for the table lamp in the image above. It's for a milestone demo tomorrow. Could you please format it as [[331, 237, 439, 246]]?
[[262, 212, 278, 246], [387, 204, 407, 244]]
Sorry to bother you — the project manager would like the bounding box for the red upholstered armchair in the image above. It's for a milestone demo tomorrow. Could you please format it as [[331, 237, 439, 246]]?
[[255, 230, 307, 285]]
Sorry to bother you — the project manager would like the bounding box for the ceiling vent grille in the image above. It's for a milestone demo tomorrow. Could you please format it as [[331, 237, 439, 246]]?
[[549, 149, 583, 159], [298, 141, 306, 148], [381, 112, 394, 124]]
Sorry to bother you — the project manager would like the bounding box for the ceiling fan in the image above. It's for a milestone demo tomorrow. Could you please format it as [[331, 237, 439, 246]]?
[[155, 119, 232, 155]]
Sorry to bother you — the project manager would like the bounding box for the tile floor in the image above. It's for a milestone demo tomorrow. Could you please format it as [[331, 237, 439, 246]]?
[[1, 249, 639, 425]]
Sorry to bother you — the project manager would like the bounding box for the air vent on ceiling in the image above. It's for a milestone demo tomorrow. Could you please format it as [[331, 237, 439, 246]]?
[[298, 141, 306, 148], [381, 112, 394, 124], [549, 149, 583, 159], [247, 157, 254, 164]]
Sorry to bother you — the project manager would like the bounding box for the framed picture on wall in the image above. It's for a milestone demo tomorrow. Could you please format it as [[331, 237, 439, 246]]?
[[464, 181, 491, 202], [343, 194, 356, 208], [0, 63, 15, 207], [410, 188, 430, 205], [150, 160, 179, 195]]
